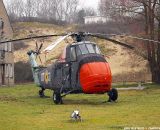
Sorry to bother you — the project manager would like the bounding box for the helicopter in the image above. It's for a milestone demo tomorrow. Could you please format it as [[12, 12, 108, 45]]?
[[0, 32, 151, 104]]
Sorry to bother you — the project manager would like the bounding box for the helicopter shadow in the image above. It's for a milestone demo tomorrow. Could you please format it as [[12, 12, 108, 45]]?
[[62, 98, 117, 106], [25, 95, 129, 106]]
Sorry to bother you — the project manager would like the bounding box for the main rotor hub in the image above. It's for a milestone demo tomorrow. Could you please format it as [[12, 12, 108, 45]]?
[[71, 32, 87, 42]]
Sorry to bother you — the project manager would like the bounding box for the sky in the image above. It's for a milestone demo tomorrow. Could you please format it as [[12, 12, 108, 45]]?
[[79, 0, 100, 10], [4, 0, 100, 10], [4, 0, 100, 13]]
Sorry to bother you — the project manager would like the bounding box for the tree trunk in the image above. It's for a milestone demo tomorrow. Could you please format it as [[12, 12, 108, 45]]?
[[154, 21, 160, 84], [145, 0, 160, 83], [151, 68, 160, 83]]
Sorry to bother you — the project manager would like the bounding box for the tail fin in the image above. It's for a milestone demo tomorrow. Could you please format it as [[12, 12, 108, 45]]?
[[27, 51, 40, 86]]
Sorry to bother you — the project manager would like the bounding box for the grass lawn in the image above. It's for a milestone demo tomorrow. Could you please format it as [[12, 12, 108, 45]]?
[[0, 84, 160, 130]]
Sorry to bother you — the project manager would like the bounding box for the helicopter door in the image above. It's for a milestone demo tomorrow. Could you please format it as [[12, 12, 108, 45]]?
[[61, 46, 76, 89], [69, 46, 78, 89], [62, 46, 78, 90], [62, 63, 71, 89], [54, 63, 63, 89]]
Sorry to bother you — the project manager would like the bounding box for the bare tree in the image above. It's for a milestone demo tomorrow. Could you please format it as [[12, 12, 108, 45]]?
[[65, 0, 79, 23], [99, 0, 160, 83], [84, 7, 96, 16], [5, 0, 79, 23], [5, 0, 24, 21], [36, 0, 57, 20], [57, 0, 79, 23]]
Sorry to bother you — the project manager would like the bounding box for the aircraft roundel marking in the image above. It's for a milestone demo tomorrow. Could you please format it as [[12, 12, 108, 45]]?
[[44, 71, 49, 84]]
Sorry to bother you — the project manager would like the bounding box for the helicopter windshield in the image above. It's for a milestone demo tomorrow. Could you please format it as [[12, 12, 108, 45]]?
[[86, 44, 95, 53], [79, 44, 89, 54], [76, 43, 101, 56]]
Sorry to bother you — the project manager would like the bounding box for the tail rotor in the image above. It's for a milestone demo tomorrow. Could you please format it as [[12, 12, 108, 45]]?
[[35, 40, 43, 64]]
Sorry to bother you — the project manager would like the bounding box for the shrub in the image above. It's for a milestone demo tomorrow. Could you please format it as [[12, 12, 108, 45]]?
[[14, 61, 33, 83]]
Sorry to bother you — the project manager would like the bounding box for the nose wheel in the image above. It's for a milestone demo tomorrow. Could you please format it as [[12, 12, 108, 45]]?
[[53, 91, 63, 104], [107, 88, 118, 102]]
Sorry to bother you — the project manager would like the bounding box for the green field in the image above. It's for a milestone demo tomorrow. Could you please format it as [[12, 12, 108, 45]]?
[[0, 84, 160, 130]]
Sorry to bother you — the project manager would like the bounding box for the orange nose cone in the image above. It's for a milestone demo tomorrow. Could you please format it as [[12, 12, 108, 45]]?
[[79, 62, 112, 94]]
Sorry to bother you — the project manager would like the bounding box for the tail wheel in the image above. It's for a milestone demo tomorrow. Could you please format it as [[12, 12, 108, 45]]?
[[108, 88, 118, 102], [53, 92, 62, 104]]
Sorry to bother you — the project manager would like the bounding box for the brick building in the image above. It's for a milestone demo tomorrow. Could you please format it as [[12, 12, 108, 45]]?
[[0, 0, 14, 86]]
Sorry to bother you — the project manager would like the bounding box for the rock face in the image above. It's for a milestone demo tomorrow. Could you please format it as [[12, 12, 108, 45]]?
[[0, 0, 14, 86]]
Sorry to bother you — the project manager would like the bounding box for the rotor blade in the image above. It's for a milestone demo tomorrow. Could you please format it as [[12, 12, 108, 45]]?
[[38, 56, 43, 64], [0, 34, 66, 44], [90, 34, 135, 49], [38, 43, 43, 53], [35, 41, 38, 51], [118, 35, 160, 44], [94, 33, 160, 44], [42, 33, 71, 53]]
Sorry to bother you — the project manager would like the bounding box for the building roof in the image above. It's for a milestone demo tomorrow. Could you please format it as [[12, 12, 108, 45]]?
[[0, 0, 13, 38]]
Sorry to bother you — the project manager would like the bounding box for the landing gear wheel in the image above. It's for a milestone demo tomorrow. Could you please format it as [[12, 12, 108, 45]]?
[[53, 92, 62, 104], [39, 89, 45, 98], [108, 88, 118, 102]]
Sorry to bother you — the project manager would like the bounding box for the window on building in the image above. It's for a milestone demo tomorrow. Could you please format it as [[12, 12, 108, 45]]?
[[3, 43, 12, 52], [0, 18, 4, 29], [0, 50, 5, 59], [8, 42, 12, 52], [0, 44, 4, 51], [5, 64, 9, 77], [5, 64, 13, 78], [4, 43, 7, 52], [9, 64, 13, 78]]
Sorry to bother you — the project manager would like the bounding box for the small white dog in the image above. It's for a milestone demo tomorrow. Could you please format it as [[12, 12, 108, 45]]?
[[71, 110, 81, 121]]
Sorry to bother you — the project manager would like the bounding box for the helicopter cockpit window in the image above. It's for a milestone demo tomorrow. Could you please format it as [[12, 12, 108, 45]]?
[[79, 44, 88, 54], [77, 43, 101, 55], [76, 46, 81, 56], [94, 45, 101, 54], [70, 47, 76, 61], [86, 44, 95, 53]]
